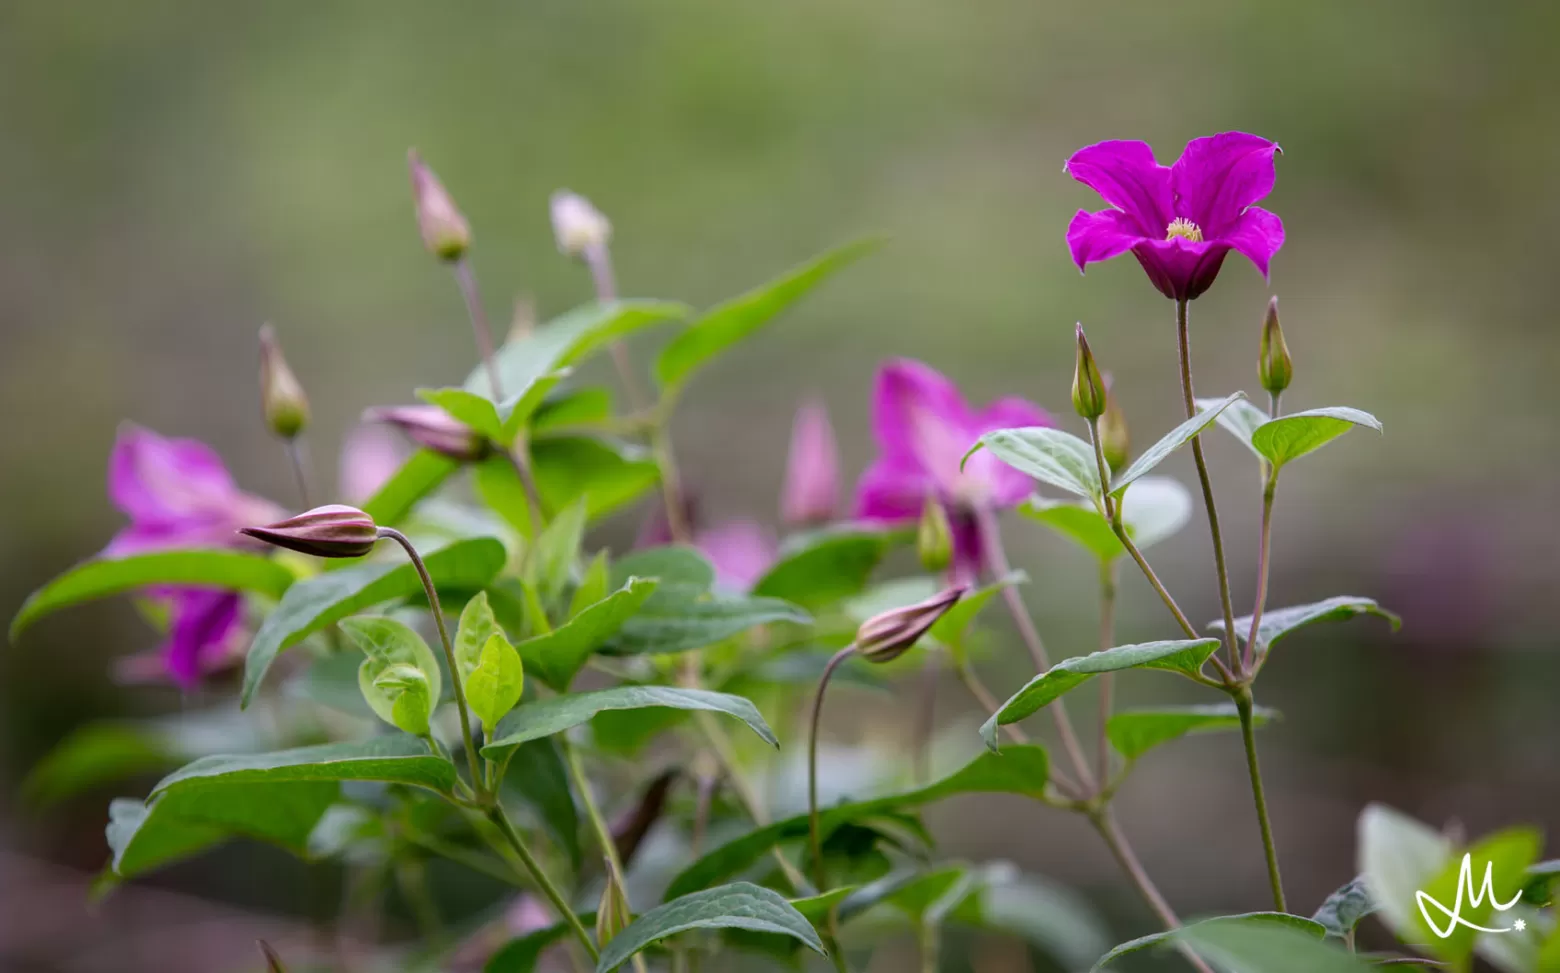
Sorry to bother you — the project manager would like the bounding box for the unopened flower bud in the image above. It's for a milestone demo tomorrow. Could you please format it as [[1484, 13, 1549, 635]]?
[[550, 190, 612, 258], [780, 399, 839, 526], [408, 149, 471, 261], [1072, 323, 1107, 420], [364, 405, 491, 462], [595, 856, 632, 945], [1257, 296, 1292, 395], [258, 941, 288, 973], [1098, 375, 1130, 472], [855, 586, 966, 663], [258, 325, 310, 439], [240, 504, 378, 558], [917, 497, 953, 573]]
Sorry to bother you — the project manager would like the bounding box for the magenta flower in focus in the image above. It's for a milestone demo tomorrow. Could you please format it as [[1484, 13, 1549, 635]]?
[[780, 399, 840, 526], [105, 425, 283, 686], [855, 359, 1052, 579], [1064, 133, 1284, 301]]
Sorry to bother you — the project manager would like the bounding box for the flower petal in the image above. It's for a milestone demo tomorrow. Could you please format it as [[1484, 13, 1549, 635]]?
[[971, 397, 1056, 507], [109, 425, 241, 523], [780, 399, 839, 526], [854, 455, 934, 524], [1219, 206, 1285, 280], [696, 520, 778, 592], [160, 589, 242, 688], [1131, 238, 1232, 302], [1066, 209, 1147, 271], [872, 360, 976, 494], [1064, 140, 1173, 236], [1170, 132, 1280, 235]]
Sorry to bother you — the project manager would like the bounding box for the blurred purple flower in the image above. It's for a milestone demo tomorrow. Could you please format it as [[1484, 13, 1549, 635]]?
[[696, 520, 778, 591], [104, 425, 282, 687], [339, 423, 406, 505], [780, 399, 840, 526], [1065, 133, 1284, 301], [855, 359, 1051, 579]]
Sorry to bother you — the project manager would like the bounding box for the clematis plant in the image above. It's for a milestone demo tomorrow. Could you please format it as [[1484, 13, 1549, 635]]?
[[11, 134, 1552, 973]]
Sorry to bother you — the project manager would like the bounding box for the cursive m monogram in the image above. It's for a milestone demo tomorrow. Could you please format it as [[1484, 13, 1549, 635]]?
[[1416, 852, 1525, 938]]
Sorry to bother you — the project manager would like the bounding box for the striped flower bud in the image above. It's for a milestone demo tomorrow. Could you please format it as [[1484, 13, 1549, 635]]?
[[239, 504, 378, 559], [408, 149, 471, 261], [855, 586, 966, 663], [364, 405, 491, 462]]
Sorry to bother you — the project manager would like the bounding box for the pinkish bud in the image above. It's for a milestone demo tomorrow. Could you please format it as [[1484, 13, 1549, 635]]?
[[550, 190, 612, 258], [240, 504, 378, 558], [258, 324, 310, 439], [364, 405, 491, 462], [855, 586, 966, 663], [780, 399, 839, 526], [339, 423, 406, 505], [408, 149, 471, 261]]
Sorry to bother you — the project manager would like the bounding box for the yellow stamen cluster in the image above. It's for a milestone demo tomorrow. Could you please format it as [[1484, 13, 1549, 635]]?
[[1165, 218, 1203, 242]]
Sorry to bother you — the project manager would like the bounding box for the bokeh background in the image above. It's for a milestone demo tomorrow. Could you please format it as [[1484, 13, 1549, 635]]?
[[3, 1, 1559, 969]]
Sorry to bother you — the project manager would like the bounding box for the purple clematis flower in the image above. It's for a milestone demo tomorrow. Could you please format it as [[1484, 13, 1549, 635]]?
[[855, 359, 1052, 580], [105, 425, 282, 687], [1064, 133, 1284, 301]]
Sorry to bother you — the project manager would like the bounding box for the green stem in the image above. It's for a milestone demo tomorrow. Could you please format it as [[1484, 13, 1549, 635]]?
[[487, 806, 600, 960], [284, 437, 311, 508], [402, 830, 525, 886], [1175, 298, 1240, 675], [1236, 687, 1287, 911], [1245, 475, 1278, 673], [453, 257, 503, 400], [1090, 810, 1216, 973], [918, 918, 940, 973], [376, 528, 483, 792], [1096, 559, 1118, 786], [808, 645, 856, 894], [584, 240, 649, 414], [559, 727, 650, 973]]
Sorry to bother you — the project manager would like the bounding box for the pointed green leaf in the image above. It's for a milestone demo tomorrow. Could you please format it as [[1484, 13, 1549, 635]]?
[[482, 686, 778, 763], [11, 551, 295, 641], [1311, 876, 1376, 940], [467, 300, 691, 400], [1110, 392, 1245, 497], [455, 591, 502, 679], [466, 634, 525, 733], [967, 427, 1100, 500], [23, 723, 176, 807], [499, 738, 581, 871], [604, 590, 810, 656], [569, 552, 612, 619], [532, 436, 659, 522], [342, 616, 444, 736], [611, 546, 714, 591], [532, 386, 616, 437], [362, 449, 460, 527], [752, 524, 909, 607], [1020, 476, 1192, 563], [516, 578, 659, 690], [1358, 803, 1452, 946], [1092, 912, 1330, 971], [417, 387, 505, 442], [1107, 703, 1276, 761], [1196, 395, 1271, 458], [152, 735, 456, 797], [655, 239, 882, 392], [474, 453, 537, 537], [1212, 596, 1400, 656], [596, 882, 825, 972], [241, 537, 505, 706], [1250, 407, 1382, 469], [531, 498, 589, 604], [1175, 917, 1371, 973], [980, 640, 1219, 751], [663, 746, 1049, 899]]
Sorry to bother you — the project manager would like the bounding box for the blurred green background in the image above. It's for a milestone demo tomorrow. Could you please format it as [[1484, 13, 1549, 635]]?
[[3, 0, 1558, 969]]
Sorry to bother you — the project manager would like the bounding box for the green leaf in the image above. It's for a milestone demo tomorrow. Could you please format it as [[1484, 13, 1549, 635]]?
[[596, 882, 826, 971], [655, 239, 881, 392], [108, 736, 454, 879], [967, 427, 1100, 500], [569, 552, 611, 619], [1196, 395, 1271, 458], [1212, 596, 1401, 656], [486, 923, 575, 973], [1413, 827, 1540, 967], [455, 591, 502, 680], [23, 723, 176, 807], [1092, 912, 1330, 971], [530, 498, 588, 605], [611, 546, 715, 590], [499, 738, 581, 870], [466, 634, 525, 733], [663, 746, 1049, 900], [1110, 392, 1245, 497], [483, 686, 778, 763], [362, 450, 460, 527], [532, 386, 615, 437], [241, 537, 505, 706], [532, 437, 660, 522], [928, 571, 1025, 652], [474, 453, 538, 538], [417, 387, 505, 442], [751, 525, 909, 607], [1107, 703, 1276, 761], [1020, 475, 1193, 563], [1250, 407, 1382, 469], [1176, 917, 1372, 973], [980, 640, 1220, 751], [341, 616, 445, 737], [1311, 876, 1376, 940], [1358, 803, 1452, 946], [152, 736, 456, 797], [516, 578, 659, 691], [11, 550, 295, 641], [468, 300, 690, 400], [604, 590, 810, 656]]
